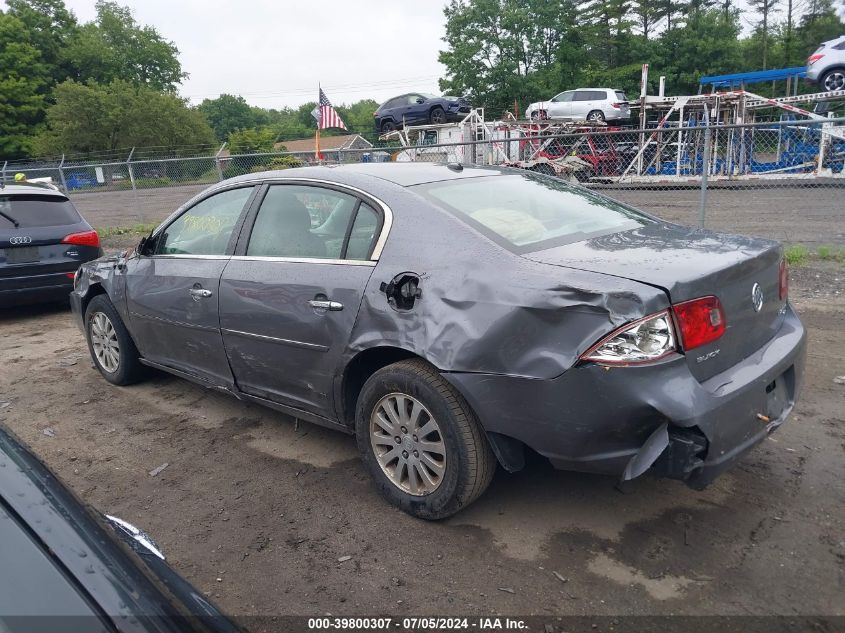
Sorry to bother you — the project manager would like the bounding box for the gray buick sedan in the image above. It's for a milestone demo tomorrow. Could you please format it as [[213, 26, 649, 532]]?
[[71, 164, 806, 519]]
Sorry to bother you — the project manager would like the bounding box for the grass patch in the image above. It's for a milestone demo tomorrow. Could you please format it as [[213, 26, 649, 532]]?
[[785, 244, 810, 266], [784, 244, 845, 267], [95, 223, 157, 238]]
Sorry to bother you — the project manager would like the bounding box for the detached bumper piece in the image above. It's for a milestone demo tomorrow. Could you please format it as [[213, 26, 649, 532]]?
[[650, 428, 708, 483]]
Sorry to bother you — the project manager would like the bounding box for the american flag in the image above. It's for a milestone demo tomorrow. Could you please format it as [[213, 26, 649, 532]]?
[[319, 88, 347, 130]]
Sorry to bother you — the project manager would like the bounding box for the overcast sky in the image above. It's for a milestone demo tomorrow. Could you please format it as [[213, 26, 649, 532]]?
[[56, 0, 450, 109], [8, 1, 843, 109]]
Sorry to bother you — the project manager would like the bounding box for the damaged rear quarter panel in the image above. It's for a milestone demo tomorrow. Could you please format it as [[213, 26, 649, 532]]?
[[346, 186, 669, 380]]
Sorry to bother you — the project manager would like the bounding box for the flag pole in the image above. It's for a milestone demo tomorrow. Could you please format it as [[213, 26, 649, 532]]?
[[315, 83, 321, 162]]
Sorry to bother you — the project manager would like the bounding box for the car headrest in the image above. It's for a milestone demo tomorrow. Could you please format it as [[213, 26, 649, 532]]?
[[267, 194, 312, 233]]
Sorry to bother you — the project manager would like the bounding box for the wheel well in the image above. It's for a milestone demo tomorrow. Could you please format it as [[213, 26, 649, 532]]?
[[81, 284, 107, 317], [340, 347, 422, 426], [820, 66, 845, 78]]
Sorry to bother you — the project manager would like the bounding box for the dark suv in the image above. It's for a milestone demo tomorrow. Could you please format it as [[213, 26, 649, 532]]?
[[0, 182, 101, 306], [374, 93, 471, 133]]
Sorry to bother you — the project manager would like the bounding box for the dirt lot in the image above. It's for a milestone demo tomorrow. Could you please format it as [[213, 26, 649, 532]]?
[[1, 257, 844, 621], [70, 181, 845, 247]]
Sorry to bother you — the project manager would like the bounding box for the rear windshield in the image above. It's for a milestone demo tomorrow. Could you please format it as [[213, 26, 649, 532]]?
[[615, 91, 628, 102], [414, 173, 650, 253], [0, 195, 81, 228]]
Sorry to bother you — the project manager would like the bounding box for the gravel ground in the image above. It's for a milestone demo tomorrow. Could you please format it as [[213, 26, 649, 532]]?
[[0, 263, 843, 624], [69, 181, 845, 247]]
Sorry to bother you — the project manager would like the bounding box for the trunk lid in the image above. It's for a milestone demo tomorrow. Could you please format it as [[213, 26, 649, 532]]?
[[525, 223, 786, 381]]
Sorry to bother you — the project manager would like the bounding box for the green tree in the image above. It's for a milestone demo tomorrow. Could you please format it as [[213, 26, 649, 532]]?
[[748, 0, 780, 68], [439, 0, 585, 115], [32, 79, 214, 155], [198, 94, 263, 141], [62, 1, 185, 91], [227, 127, 279, 154], [651, 9, 743, 94], [336, 99, 380, 136], [794, 0, 845, 58], [0, 12, 51, 157], [5, 0, 78, 84]]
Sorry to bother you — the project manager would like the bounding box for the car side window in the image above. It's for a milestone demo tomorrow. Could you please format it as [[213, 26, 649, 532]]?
[[246, 185, 359, 259], [407, 94, 423, 104], [155, 187, 253, 256], [555, 92, 574, 102], [345, 203, 380, 260], [573, 91, 591, 101]]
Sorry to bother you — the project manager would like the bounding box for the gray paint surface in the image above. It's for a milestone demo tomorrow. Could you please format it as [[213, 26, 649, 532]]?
[[70, 164, 807, 486]]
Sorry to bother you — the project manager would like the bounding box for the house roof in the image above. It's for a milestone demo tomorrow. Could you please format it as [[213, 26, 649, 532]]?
[[273, 134, 372, 153]]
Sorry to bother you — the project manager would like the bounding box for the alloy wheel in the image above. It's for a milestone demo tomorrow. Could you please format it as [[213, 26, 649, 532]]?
[[823, 71, 845, 91], [90, 312, 120, 373], [369, 393, 447, 496]]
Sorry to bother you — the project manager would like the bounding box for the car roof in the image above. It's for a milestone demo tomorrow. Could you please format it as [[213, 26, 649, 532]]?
[[0, 183, 68, 198], [225, 163, 512, 188]]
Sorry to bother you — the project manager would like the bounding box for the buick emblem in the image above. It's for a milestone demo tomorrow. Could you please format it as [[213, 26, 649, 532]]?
[[751, 282, 764, 312], [9, 236, 32, 245]]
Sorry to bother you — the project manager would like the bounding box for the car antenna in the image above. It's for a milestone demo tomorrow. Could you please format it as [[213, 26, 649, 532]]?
[[447, 162, 463, 172]]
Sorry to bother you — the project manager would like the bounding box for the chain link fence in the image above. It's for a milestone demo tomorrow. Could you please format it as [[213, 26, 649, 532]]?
[[3, 118, 843, 246]]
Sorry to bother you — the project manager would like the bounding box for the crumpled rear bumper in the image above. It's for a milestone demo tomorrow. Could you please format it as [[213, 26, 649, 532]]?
[[442, 304, 806, 487]]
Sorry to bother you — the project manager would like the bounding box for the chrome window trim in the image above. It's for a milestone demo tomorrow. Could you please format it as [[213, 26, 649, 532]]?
[[206, 177, 394, 261], [146, 254, 230, 260], [229, 255, 375, 267]]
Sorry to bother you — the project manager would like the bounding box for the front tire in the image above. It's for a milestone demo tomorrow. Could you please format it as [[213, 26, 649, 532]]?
[[355, 359, 495, 519], [429, 106, 446, 125], [84, 294, 145, 385]]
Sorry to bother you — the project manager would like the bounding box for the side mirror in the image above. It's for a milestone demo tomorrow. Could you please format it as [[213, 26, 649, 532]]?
[[416, 97, 425, 104]]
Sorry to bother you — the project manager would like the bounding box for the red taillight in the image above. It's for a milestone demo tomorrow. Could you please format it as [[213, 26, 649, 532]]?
[[611, 102, 622, 108], [373, 111, 378, 117], [808, 53, 824, 63], [62, 230, 100, 248], [672, 296, 726, 351], [779, 258, 788, 301], [64, 272, 75, 279]]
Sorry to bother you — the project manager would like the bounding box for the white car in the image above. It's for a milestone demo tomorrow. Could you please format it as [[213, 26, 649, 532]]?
[[806, 35, 845, 91], [525, 88, 631, 123]]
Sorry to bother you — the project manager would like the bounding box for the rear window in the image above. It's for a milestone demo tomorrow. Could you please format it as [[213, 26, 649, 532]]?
[[0, 195, 81, 228], [415, 173, 651, 253], [615, 91, 628, 102]]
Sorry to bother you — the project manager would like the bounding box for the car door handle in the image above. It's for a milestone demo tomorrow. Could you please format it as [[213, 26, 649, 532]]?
[[308, 299, 343, 311], [189, 288, 213, 298]]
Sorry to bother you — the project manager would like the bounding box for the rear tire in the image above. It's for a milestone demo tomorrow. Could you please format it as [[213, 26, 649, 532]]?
[[355, 359, 495, 520], [381, 120, 397, 133], [84, 294, 145, 386], [587, 110, 606, 123], [820, 69, 845, 92]]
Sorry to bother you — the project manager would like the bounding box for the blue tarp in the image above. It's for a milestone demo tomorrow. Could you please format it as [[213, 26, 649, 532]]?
[[699, 67, 807, 89]]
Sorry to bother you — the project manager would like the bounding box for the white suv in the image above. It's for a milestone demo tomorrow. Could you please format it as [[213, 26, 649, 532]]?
[[525, 88, 631, 123], [806, 35, 845, 91]]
